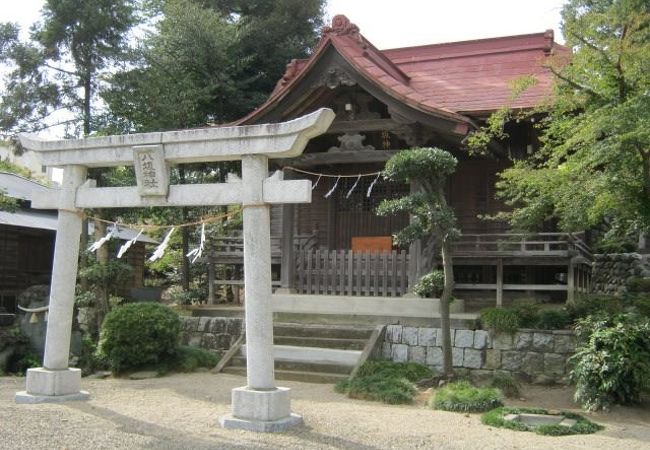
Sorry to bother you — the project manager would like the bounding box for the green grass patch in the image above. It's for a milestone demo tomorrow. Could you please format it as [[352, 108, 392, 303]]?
[[489, 373, 520, 398], [430, 380, 504, 413], [335, 360, 433, 405], [169, 346, 220, 372], [481, 407, 603, 436], [355, 360, 434, 382]]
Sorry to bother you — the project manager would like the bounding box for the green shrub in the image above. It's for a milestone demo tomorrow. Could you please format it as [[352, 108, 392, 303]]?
[[4, 328, 40, 375], [430, 380, 503, 413], [626, 277, 650, 293], [489, 373, 520, 398], [413, 271, 445, 298], [335, 374, 417, 404], [356, 360, 434, 381], [567, 295, 623, 320], [570, 313, 650, 410], [629, 294, 650, 317], [335, 360, 432, 404], [535, 309, 572, 330], [481, 407, 603, 436], [97, 303, 182, 374], [512, 304, 540, 328], [480, 308, 521, 333], [77, 334, 106, 376], [170, 346, 220, 372]]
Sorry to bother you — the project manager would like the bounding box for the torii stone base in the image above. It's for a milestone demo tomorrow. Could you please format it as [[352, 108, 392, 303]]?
[[15, 368, 89, 404], [219, 386, 302, 432]]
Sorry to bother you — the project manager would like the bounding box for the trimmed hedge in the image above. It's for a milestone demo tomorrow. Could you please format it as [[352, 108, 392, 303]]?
[[97, 303, 182, 374], [430, 381, 503, 413]]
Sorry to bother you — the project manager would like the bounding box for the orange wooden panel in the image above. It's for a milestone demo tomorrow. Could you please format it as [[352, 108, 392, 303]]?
[[351, 236, 392, 253]]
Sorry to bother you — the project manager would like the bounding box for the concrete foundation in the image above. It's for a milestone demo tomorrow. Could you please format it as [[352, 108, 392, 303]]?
[[15, 368, 89, 403], [220, 386, 302, 432]]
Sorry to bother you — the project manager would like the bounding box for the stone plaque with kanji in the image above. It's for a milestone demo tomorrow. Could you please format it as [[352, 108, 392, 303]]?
[[133, 145, 169, 197]]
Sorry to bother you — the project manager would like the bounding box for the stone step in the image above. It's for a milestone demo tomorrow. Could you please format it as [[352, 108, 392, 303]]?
[[273, 335, 367, 350], [273, 323, 374, 340], [241, 344, 361, 367], [273, 312, 479, 329], [190, 307, 244, 318], [229, 356, 353, 375], [221, 366, 348, 384]]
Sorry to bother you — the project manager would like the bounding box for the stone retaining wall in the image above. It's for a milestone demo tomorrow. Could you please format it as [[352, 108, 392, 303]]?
[[179, 317, 242, 352], [591, 253, 650, 295], [379, 325, 576, 384]]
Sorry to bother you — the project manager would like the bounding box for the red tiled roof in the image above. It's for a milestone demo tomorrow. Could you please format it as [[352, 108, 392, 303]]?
[[238, 15, 568, 125]]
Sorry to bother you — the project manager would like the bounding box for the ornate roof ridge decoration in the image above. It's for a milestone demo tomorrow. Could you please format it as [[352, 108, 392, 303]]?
[[322, 15, 363, 42], [280, 59, 303, 88]]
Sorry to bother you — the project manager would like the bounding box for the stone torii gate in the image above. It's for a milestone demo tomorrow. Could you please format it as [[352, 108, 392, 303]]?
[[15, 108, 335, 432]]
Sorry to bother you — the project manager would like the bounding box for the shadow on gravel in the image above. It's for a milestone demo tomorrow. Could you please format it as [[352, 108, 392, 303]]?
[[66, 403, 261, 450]]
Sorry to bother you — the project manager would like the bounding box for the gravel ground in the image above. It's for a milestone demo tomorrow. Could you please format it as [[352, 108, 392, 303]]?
[[1, 372, 649, 450]]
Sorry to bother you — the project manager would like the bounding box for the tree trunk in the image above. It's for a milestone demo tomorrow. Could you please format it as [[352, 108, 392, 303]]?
[[79, 218, 89, 290], [94, 220, 110, 334], [440, 236, 455, 378], [178, 166, 190, 291], [82, 70, 91, 137]]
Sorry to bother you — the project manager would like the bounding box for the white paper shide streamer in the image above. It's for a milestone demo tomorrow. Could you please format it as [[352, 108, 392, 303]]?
[[88, 224, 118, 252], [346, 175, 361, 198], [367, 173, 381, 198], [324, 176, 341, 198], [186, 224, 206, 263], [117, 229, 144, 259], [149, 227, 176, 262]]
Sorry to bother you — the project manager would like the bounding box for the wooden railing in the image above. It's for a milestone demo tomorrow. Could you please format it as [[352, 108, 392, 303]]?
[[294, 249, 409, 297], [452, 232, 592, 260], [208, 232, 318, 263]]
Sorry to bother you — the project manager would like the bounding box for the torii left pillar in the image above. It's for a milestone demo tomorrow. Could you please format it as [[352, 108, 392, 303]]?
[[16, 165, 90, 403]]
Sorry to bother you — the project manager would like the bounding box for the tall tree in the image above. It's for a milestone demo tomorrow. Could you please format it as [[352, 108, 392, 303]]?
[[378, 148, 459, 377], [471, 0, 650, 249], [104, 0, 325, 129], [0, 0, 140, 138], [103, 0, 324, 290]]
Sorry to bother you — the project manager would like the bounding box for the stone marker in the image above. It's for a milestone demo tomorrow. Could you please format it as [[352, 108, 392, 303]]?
[[15, 108, 335, 433]]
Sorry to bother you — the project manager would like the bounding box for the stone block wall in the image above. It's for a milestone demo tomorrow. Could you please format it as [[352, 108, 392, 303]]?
[[379, 325, 576, 384], [179, 317, 242, 352], [591, 253, 650, 295]]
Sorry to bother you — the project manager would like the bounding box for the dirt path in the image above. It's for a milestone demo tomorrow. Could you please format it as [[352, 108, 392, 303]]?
[[1, 373, 648, 449]]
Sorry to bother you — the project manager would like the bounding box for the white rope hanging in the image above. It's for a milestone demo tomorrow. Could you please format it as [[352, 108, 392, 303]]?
[[149, 227, 175, 262], [88, 223, 118, 252], [186, 223, 206, 264], [117, 229, 144, 259]]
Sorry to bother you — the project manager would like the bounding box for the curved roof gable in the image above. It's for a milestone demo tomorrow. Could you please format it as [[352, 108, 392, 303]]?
[[238, 15, 567, 126]]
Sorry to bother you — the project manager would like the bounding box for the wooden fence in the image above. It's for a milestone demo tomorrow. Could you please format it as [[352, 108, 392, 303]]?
[[294, 249, 410, 297], [452, 232, 592, 259]]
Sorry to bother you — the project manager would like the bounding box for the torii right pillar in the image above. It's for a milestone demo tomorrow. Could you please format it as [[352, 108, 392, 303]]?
[[219, 155, 302, 432]]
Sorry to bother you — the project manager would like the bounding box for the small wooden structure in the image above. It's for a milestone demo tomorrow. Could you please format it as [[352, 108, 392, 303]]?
[[0, 172, 154, 312], [208, 16, 588, 307]]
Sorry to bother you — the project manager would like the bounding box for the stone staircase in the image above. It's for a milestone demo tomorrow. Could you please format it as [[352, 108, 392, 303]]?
[[221, 323, 377, 383]]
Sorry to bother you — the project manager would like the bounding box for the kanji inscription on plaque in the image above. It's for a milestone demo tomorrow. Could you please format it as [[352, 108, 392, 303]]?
[[133, 145, 169, 196]]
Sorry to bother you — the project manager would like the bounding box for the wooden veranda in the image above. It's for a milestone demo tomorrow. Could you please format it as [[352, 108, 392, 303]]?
[[206, 231, 592, 305]]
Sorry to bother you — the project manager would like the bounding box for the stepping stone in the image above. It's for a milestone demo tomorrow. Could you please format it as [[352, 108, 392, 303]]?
[[128, 371, 158, 380]]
